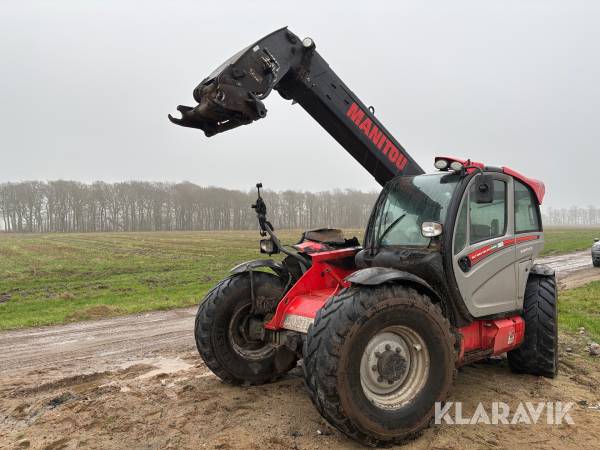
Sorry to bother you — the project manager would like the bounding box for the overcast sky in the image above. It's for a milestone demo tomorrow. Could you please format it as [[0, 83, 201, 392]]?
[[1, 0, 598, 209]]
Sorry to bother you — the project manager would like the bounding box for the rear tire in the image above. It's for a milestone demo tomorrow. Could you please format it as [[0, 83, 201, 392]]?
[[593, 259, 600, 268], [508, 274, 558, 378], [194, 272, 297, 385], [303, 284, 455, 447]]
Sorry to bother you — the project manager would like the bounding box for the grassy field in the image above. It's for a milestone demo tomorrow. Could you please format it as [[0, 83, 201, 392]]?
[[0, 230, 359, 330], [543, 227, 600, 255], [0, 227, 598, 330], [559, 280, 600, 341]]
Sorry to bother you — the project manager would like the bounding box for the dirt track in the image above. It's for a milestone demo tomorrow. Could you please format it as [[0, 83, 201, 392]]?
[[1, 253, 600, 449], [540, 250, 595, 278]]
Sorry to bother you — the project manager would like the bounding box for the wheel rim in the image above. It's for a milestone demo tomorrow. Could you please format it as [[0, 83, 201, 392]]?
[[359, 326, 430, 409], [228, 303, 274, 360]]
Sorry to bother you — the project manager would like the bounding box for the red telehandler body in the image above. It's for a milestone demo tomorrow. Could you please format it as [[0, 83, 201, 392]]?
[[170, 28, 557, 446]]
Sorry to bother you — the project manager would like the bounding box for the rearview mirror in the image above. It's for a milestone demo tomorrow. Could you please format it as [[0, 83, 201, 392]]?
[[475, 174, 494, 204]]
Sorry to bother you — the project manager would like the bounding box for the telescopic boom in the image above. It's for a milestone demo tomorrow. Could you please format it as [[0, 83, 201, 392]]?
[[169, 27, 424, 186]]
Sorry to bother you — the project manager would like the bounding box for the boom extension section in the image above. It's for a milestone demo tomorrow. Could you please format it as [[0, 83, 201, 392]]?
[[169, 27, 423, 185]]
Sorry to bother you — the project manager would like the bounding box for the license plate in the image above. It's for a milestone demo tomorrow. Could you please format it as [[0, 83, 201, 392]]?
[[282, 314, 314, 333]]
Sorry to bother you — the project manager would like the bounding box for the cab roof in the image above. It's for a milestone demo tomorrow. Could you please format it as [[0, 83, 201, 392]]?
[[434, 156, 545, 204]]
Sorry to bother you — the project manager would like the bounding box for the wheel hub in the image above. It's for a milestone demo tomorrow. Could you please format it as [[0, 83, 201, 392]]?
[[359, 327, 430, 409], [228, 304, 273, 360], [376, 349, 407, 384]]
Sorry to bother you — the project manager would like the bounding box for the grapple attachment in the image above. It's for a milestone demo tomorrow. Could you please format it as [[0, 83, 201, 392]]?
[[169, 28, 301, 137]]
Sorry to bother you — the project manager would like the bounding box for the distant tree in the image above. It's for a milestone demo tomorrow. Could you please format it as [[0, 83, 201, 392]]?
[[2, 180, 595, 233]]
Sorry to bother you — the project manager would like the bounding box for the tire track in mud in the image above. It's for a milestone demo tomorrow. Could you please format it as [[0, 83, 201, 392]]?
[[0, 308, 197, 375], [537, 250, 593, 274]]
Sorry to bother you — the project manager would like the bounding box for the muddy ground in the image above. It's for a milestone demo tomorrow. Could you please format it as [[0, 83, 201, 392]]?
[[1, 254, 600, 449]]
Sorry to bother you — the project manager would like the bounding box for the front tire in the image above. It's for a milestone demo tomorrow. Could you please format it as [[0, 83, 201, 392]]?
[[195, 272, 297, 385], [303, 285, 455, 447], [593, 259, 600, 268], [508, 274, 558, 378]]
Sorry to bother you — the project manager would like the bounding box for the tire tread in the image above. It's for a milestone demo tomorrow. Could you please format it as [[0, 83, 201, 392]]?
[[507, 274, 558, 378], [303, 285, 456, 447], [194, 273, 292, 385]]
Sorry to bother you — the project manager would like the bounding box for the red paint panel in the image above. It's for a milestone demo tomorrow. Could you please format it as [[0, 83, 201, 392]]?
[[467, 235, 539, 267], [293, 241, 327, 253], [279, 289, 338, 320], [310, 247, 360, 263], [502, 166, 545, 205], [457, 316, 525, 364], [515, 235, 539, 244], [467, 239, 513, 265], [264, 248, 359, 330]]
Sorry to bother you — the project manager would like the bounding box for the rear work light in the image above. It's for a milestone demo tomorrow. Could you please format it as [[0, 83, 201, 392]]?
[[435, 158, 465, 172], [434, 159, 449, 170], [450, 161, 464, 171]]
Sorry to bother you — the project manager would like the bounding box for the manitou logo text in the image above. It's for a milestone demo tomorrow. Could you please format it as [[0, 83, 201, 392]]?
[[346, 103, 408, 172]]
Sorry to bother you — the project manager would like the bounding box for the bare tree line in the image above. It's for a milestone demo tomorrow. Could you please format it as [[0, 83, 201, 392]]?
[[542, 206, 600, 227], [0, 181, 597, 233], [0, 181, 377, 233]]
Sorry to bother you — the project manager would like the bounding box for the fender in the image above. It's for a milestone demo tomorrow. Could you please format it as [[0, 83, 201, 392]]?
[[230, 259, 288, 278], [345, 267, 442, 303], [530, 263, 555, 277]]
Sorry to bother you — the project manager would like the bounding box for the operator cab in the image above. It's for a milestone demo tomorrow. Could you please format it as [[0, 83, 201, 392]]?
[[358, 157, 545, 325]]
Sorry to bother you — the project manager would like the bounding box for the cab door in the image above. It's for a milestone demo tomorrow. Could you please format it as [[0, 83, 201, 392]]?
[[513, 179, 544, 307], [452, 174, 518, 317]]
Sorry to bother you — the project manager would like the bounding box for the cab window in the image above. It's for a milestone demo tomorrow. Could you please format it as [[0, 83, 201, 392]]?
[[372, 173, 459, 247], [454, 199, 468, 255], [514, 180, 540, 233], [469, 180, 506, 244]]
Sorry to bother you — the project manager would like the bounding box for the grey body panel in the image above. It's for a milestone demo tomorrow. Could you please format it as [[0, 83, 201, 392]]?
[[515, 233, 545, 303], [451, 173, 543, 317]]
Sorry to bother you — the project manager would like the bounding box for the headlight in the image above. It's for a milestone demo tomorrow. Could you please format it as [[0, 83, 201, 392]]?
[[259, 238, 276, 254]]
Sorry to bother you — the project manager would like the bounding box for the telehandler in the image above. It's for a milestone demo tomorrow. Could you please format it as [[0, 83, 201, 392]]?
[[170, 28, 557, 446]]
